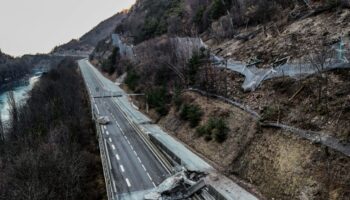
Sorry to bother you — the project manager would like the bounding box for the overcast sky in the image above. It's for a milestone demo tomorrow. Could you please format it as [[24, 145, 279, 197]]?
[[0, 0, 135, 57]]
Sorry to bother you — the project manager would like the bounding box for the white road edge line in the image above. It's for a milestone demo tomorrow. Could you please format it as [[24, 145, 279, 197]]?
[[95, 104, 100, 114], [104, 140, 112, 170], [112, 179, 117, 193]]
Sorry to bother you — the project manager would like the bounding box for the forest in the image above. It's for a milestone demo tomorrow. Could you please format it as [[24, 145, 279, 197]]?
[[0, 59, 106, 200]]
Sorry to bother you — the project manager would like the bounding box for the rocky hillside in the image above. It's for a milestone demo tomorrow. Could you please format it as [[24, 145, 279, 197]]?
[[52, 11, 127, 56], [88, 0, 350, 199]]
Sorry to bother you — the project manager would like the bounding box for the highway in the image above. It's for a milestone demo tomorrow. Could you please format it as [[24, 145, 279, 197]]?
[[78, 59, 170, 199]]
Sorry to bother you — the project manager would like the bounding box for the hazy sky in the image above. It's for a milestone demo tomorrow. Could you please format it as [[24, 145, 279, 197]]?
[[0, 0, 135, 56]]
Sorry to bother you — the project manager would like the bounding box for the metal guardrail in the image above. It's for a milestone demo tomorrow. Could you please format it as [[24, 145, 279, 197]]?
[[206, 185, 227, 200], [96, 122, 115, 200], [149, 134, 182, 165], [110, 98, 173, 174]]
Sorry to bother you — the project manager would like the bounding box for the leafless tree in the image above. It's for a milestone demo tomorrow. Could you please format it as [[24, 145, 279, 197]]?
[[0, 114, 4, 142], [306, 46, 335, 108], [7, 91, 19, 136]]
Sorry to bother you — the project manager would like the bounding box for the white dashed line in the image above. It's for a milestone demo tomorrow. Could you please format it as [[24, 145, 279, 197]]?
[[147, 173, 153, 181], [106, 131, 109, 135], [130, 145, 134, 150], [125, 178, 131, 187], [109, 138, 112, 143], [142, 164, 146, 171], [137, 157, 142, 163], [115, 154, 120, 160], [127, 140, 131, 145], [133, 151, 138, 156], [152, 182, 156, 188], [111, 145, 115, 150], [120, 165, 125, 172]]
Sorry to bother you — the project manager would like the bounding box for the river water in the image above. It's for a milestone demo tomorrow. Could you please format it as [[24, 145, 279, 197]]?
[[0, 75, 41, 122]]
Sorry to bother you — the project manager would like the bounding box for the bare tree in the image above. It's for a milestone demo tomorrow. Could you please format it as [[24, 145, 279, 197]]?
[[0, 114, 4, 142], [7, 91, 18, 136], [307, 46, 335, 108]]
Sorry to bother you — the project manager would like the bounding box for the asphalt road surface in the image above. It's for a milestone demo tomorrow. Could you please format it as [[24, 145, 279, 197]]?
[[79, 59, 169, 197]]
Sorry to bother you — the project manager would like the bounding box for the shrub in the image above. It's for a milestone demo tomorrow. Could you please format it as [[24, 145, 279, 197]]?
[[196, 117, 229, 143], [187, 52, 206, 86], [124, 67, 140, 91], [180, 104, 203, 127], [193, 6, 207, 31], [209, 0, 227, 20], [101, 47, 120, 74], [260, 105, 279, 122], [173, 87, 183, 110], [147, 86, 169, 116]]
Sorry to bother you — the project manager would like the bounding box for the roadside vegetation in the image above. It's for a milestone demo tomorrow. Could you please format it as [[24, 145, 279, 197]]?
[[0, 59, 106, 200], [196, 117, 229, 143]]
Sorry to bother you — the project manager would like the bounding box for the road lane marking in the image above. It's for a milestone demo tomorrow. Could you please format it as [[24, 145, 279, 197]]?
[[109, 138, 112, 143], [152, 182, 156, 188], [125, 178, 131, 187], [111, 144, 115, 150], [120, 165, 125, 172], [113, 179, 117, 193], [147, 173, 153, 181], [142, 164, 146, 171], [130, 145, 134, 150], [115, 154, 120, 160], [137, 157, 142, 163], [106, 131, 109, 135], [95, 105, 100, 114], [133, 150, 138, 156], [127, 140, 131, 145]]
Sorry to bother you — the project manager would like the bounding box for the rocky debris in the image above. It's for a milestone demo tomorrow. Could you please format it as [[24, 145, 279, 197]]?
[[144, 169, 207, 200]]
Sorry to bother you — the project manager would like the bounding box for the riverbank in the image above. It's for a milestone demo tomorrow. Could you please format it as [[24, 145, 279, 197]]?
[[0, 74, 41, 122]]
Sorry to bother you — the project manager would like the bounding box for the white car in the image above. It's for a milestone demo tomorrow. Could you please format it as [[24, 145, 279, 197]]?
[[97, 116, 110, 125]]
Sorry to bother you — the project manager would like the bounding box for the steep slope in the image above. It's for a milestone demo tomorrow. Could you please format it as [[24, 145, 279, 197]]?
[[52, 11, 127, 55], [89, 1, 350, 199]]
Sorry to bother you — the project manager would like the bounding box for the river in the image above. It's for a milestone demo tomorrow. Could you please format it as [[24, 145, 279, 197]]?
[[0, 75, 41, 122]]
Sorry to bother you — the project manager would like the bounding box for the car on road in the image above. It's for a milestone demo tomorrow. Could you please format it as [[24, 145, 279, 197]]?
[[97, 116, 110, 125]]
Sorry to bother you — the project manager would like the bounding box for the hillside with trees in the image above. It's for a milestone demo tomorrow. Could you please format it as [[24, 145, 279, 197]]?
[[0, 59, 105, 200], [89, 0, 350, 199]]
